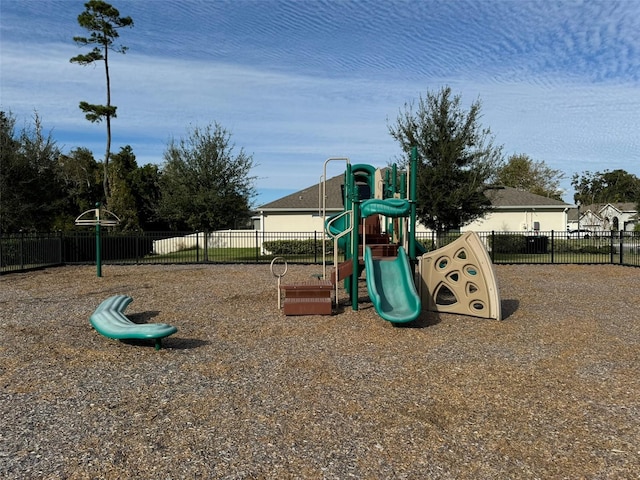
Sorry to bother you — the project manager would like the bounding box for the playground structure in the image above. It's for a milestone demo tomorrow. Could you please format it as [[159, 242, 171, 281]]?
[[278, 147, 501, 323]]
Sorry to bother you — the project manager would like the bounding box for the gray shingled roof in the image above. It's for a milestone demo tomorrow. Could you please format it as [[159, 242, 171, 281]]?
[[259, 174, 345, 211], [258, 180, 572, 211], [578, 202, 637, 213], [484, 186, 570, 208], [567, 202, 639, 222]]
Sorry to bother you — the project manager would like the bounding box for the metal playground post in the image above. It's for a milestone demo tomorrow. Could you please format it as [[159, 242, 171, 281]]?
[[75, 202, 121, 277]]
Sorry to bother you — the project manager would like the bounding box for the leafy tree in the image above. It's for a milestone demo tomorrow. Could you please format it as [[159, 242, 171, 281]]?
[[496, 153, 565, 200], [388, 86, 503, 233], [158, 123, 256, 231], [55, 147, 102, 230], [108, 145, 141, 231], [572, 169, 640, 206], [0, 112, 21, 233], [0, 111, 63, 232], [70, 0, 133, 203], [129, 163, 165, 230]]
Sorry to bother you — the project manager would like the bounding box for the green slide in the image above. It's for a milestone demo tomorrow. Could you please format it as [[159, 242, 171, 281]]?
[[364, 246, 421, 324]]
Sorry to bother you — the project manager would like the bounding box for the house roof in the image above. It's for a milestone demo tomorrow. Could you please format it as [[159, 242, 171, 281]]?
[[484, 186, 570, 208], [567, 202, 639, 222], [580, 202, 637, 214], [259, 177, 572, 212], [259, 174, 345, 211]]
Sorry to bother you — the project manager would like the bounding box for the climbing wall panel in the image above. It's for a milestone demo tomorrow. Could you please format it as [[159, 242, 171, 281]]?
[[418, 232, 501, 320]]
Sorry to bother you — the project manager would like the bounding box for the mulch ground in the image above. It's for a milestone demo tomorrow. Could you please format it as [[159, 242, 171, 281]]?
[[1, 263, 639, 479]]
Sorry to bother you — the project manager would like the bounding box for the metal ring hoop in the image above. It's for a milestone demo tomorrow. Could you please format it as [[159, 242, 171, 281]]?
[[270, 256, 288, 278]]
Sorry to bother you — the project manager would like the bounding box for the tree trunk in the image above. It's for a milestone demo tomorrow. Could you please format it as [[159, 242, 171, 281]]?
[[103, 46, 111, 204]]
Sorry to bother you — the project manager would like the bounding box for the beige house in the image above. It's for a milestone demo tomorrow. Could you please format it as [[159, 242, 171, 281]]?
[[568, 202, 639, 233], [256, 175, 573, 234], [464, 186, 572, 233]]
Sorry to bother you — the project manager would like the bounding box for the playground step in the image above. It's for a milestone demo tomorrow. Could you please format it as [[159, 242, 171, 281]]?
[[359, 244, 398, 257], [362, 233, 391, 244], [281, 280, 333, 316], [359, 214, 382, 235], [331, 259, 354, 284], [283, 297, 332, 316], [281, 281, 333, 296]]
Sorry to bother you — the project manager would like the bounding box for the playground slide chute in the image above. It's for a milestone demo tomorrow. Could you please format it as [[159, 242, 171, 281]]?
[[326, 211, 348, 237], [364, 246, 421, 324]]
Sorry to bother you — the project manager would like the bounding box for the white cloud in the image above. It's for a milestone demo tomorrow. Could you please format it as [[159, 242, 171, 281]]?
[[2, 0, 639, 199]]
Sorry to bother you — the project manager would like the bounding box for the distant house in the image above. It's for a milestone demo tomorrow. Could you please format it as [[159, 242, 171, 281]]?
[[256, 175, 573, 234], [464, 186, 572, 233], [567, 202, 639, 233]]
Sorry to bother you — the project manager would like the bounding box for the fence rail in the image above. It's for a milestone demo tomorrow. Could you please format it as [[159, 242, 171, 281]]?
[[1, 230, 639, 274]]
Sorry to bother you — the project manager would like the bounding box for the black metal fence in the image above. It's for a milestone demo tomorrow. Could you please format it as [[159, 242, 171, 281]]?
[[418, 230, 640, 266], [1, 230, 639, 274]]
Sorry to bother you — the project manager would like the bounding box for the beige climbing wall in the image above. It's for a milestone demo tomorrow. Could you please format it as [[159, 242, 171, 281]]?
[[418, 232, 501, 320]]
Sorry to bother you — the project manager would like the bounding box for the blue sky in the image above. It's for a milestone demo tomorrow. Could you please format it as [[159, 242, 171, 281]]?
[[1, 0, 639, 206]]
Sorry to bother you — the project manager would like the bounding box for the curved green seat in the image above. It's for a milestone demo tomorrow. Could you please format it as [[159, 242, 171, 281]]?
[[90, 295, 177, 350]]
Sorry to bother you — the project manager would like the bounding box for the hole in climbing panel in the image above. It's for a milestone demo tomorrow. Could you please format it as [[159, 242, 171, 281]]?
[[435, 284, 458, 306], [464, 265, 478, 277], [456, 249, 467, 260], [436, 257, 449, 270], [446, 271, 460, 283], [466, 282, 478, 294], [470, 300, 486, 311]]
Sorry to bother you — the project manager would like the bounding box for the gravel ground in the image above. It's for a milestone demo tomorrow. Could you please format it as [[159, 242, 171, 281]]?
[[1, 263, 639, 479]]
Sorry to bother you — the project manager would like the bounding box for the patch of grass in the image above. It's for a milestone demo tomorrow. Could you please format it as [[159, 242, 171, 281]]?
[[142, 247, 342, 264]]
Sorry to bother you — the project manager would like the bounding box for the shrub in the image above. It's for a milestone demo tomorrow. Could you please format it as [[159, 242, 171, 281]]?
[[263, 239, 337, 255], [491, 234, 528, 254]]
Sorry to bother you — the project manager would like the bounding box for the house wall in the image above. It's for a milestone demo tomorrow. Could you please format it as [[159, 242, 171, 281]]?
[[574, 205, 638, 233], [261, 208, 569, 234], [152, 230, 260, 254], [464, 209, 569, 233], [599, 205, 636, 231], [261, 211, 337, 233]]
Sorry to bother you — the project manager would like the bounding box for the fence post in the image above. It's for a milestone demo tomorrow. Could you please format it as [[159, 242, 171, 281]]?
[[550, 230, 555, 264], [610, 230, 614, 264], [619, 231, 624, 264], [314, 231, 318, 264], [255, 230, 259, 263], [59, 230, 64, 265], [490, 231, 495, 263], [20, 230, 25, 271], [204, 231, 209, 262], [135, 232, 140, 264]]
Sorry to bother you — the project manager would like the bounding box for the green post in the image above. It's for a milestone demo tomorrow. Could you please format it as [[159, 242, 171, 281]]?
[[343, 164, 353, 296], [392, 163, 398, 196], [409, 147, 418, 263], [351, 193, 360, 311], [95, 202, 102, 278]]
